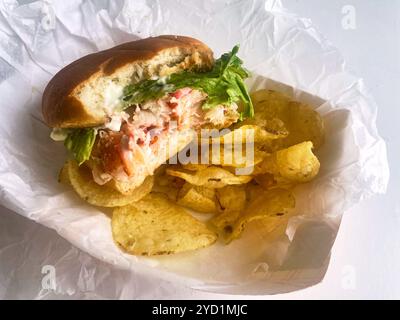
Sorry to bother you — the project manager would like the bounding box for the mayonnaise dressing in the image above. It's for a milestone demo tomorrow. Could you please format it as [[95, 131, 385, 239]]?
[[103, 80, 124, 113], [50, 128, 71, 141]]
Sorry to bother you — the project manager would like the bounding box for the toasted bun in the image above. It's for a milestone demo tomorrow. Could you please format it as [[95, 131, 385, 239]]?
[[42, 35, 214, 128]]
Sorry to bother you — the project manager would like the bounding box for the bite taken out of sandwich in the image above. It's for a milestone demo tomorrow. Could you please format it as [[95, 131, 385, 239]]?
[[42, 35, 253, 198]]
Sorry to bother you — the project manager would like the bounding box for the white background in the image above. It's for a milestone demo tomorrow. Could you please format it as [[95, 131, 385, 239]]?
[[0, 0, 399, 299]]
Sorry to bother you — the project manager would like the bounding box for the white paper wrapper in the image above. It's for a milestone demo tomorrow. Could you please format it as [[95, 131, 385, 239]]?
[[0, 0, 389, 295]]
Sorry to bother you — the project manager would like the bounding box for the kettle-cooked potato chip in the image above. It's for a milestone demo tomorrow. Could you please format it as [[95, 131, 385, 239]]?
[[206, 144, 268, 168], [182, 163, 211, 171], [244, 90, 324, 150], [112, 193, 217, 255], [251, 89, 289, 105], [152, 167, 185, 201], [216, 185, 247, 212], [67, 160, 153, 207], [275, 101, 324, 150], [58, 163, 70, 184], [177, 183, 218, 213], [245, 182, 264, 202], [254, 174, 294, 190], [253, 173, 277, 189], [254, 141, 320, 183], [209, 210, 241, 237], [276, 141, 320, 182], [209, 185, 247, 237], [225, 188, 295, 243], [166, 166, 252, 188]]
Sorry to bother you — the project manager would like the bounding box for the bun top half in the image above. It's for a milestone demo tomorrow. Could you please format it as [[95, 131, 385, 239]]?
[[42, 35, 214, 128]]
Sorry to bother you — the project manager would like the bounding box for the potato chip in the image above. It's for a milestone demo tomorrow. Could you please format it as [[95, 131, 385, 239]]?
[[277, 101, 324, 150], [152, 166, 186, 201], [276, 141, 320, 182], [198, 124, 285, 168], [245, 182, 264, 202], [225, 188, 295, 243], [216, 185, 247, 212], [244, 90, 324, 150], [67, 160, 153, 207], [152, 176, 182, 202], [209, 210, 241, 237], [208, 144, 268, 168], [166, 166, 252, 188], [112, 193, 217, 255], [253, 173, 276, 189], [251, 89, 289, 105], [237, 98, 289, 143], [252, 153, 277, 176], [254, 141, 320, 183], [177, 183, 218, 213], [58, 163, 70, 184], [182, 163, 211, 171], [255, 174, 295, 191]]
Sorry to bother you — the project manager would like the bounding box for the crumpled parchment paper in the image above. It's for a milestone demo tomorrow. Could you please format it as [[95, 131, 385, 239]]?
[[0, 0, 389, 295]]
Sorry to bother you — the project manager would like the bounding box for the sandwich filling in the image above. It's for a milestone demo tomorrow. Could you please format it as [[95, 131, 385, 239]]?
[[89, 88, 239, 185]]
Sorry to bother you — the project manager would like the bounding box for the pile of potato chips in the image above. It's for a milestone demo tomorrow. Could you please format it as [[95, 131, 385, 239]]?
[[60, 90, 324, 256]]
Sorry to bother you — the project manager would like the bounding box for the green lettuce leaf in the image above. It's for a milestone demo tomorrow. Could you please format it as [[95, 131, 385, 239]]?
[[122, 45, 254, 119], [64, 128, 97, 165]]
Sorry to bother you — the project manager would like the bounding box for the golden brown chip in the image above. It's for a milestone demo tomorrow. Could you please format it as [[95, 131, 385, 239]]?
[[58, 163, 70, 184], [209, 210, 241, 238], [225, 188, 295, 243], [245, 182, 264, 203], [254, 141, 320, 183], [254, 174, 294, 190], [112, 193, 217, 255], [216, 185, 247, 212], [182, 163, 211, 171], [243, 90, 324, 150], [252, 153, 277, 175], [276, 141, 320, 182], [210, 185, 247, 238], [152, 168, 185, 201], [253, 173, 276, 189], [277, 101, 324, 150], [166, 166, 252, 188], [197, 124, 283, 168], [251, 89, 289, 105], [207, 144, 268, 168], [177, 183, 218, 213], [67, 160, 153, 207]]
